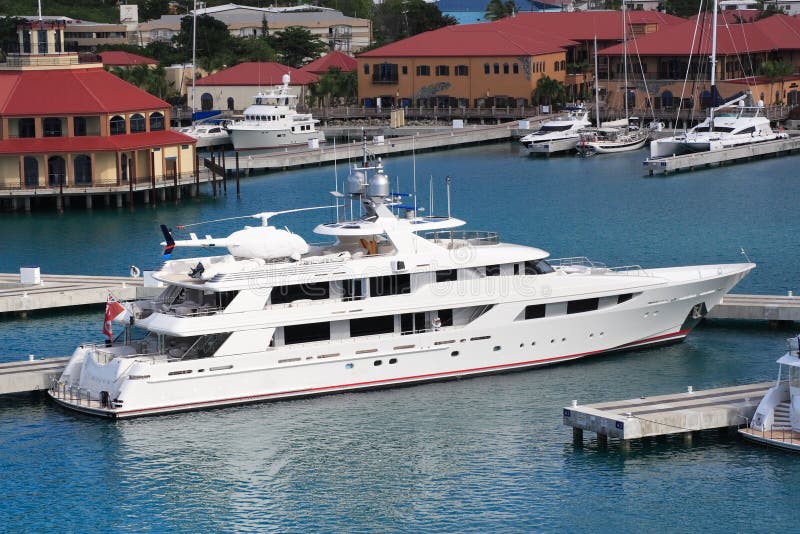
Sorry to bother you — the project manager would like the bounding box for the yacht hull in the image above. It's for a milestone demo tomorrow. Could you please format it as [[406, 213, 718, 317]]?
[[228, 127, 323, 151], [581, 134, 649, 154], [526, 135, 582, 155], [49, 263, 753, 418]]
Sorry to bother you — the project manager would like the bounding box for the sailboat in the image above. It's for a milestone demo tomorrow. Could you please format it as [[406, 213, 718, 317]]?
[[648, 0, 785, 159], [576, 7, 649, 156], [173, 1, 231, 149]]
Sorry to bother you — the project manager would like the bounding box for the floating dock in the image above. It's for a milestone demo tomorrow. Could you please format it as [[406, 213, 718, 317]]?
[[707, 293, 800, 322], [225, 121, 526, 173], [0, 272, 159, 315], [0, 357, 69, 395], [643, 136, 800, 175], [563, 382, 772, 445]]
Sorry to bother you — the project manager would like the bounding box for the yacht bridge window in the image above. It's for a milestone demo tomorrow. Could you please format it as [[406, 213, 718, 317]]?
[[369, 274, 410, 297], [524, 260, 554, 275], [284, 322, 330, 345], [271, 282, 330, 304], [350, 315, 394, 337]]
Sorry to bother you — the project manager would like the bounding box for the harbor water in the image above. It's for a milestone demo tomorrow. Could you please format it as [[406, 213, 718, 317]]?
[[1, 144, 799, 530]]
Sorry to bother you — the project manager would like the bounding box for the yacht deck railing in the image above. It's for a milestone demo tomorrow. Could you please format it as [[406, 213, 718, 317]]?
[[424, 230, 499, 248], [550, 257, 651, 276]]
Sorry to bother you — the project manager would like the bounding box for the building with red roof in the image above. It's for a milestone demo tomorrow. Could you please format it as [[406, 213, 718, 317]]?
[[597, 14, 800, 111], [191, 62, 319, 113], [98, 51, 158, 68], [301, 51, 357, 75], [0, 20, 195, 207]]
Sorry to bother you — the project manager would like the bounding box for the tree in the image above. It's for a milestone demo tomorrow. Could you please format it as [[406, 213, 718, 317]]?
[[139, 0, 171, 22], [484, 0, 516, 22], [318, 0, 374, 19], [173, 14, 235, 65], [272, 26, 328, 68], [110, 64, 175, 100], [533, 75, 566, 107], [0, 17, 29, 60], [760, 59, 794, 105], [310, 67, 358, 107], [372, 0, 457, 45]]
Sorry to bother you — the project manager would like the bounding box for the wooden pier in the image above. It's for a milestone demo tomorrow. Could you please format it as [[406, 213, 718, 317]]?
[[643, 136, 800, 175], [0, 272, 160, 316], [563, 382, 772, 444]]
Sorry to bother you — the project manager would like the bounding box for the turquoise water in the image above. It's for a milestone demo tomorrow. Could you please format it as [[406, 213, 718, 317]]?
[[2, 144, 800, 530]]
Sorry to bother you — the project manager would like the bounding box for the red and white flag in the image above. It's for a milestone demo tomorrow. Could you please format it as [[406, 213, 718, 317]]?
[[103, 294, 128, 339]]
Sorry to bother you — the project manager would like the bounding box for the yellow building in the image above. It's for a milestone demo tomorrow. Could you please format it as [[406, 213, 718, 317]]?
[[0, 20, 196, 208]]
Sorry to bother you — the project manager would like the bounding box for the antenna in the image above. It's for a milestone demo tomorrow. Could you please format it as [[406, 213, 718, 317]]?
[[412, 136, 417, 217], [191, 0, 197, 124], [429, 175, 434, 215]]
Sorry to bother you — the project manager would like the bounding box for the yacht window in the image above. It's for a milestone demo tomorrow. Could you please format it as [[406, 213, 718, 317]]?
[[400, 312, 426, 334], [525, 260, 553, 275], [567, 298, 599, 314], [485, 264, 500, 277], [350, 315, 394, 337], [736, 126, 756, 135], [438, 309, 453, 327], [342, 279, 363, 300], [216, 291, 238, 308], [271, 282, 330, 304], [514, 263, 520, 275], [436, 269, 458, 282], [369, 274, 411, 297], [539, 124, 574, 132], [617, 293, 633, 304], [284, 322, 331, 344], [524, 304, 546, 319]]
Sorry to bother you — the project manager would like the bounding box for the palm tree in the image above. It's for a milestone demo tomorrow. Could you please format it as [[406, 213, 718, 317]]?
[[532, 75, 566, 108], [760, 59, 794, 105]]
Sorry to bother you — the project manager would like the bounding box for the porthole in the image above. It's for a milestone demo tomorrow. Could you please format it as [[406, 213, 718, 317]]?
[[389, 358, 397, 364], [451, 350, 460, 357], [345, 363, 354, 369], [493, 346, 501, 351], [374, 360, 382, 366], [531, 341, 536, 346], [551, 339, 555, 343], [520, 343, 524, 348], [589, 333, 594, 337], [561, 337, 566, 342]]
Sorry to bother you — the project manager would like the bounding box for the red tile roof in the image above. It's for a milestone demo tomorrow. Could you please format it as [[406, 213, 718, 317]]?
[[358, 24, 576, 58], [495, 11, 687, 41], [99, 51, 158, 66], [0, 130, 196, 155], [195, 62, 319, 86], [0, 67, 169, 116], [301, 51, 357, 74], [599, 14, 800, 56]]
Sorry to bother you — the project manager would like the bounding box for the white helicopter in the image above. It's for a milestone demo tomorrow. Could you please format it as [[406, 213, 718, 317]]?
[[160, 206, 329, 262]]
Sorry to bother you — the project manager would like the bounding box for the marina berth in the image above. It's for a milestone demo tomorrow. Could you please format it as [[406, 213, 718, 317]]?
[[50, 142, 754, 418]]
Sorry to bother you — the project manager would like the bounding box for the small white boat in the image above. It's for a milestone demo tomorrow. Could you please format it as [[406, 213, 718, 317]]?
[[520, 105, 591, 155], [740, 336, 800, 451], [576, 122, 649, 156], [176, 121, 231, 149], [226, 73, 323, 151]]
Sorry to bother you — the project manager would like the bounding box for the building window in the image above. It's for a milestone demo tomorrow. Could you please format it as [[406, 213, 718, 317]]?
[[129, 113, 146, 133], [435, 65, 450, 76], [493, 63, 499, 74], [54, 29, 61, 53], [149, 112, 165, 131], [73, 155, 92, 185], [513, 63, 519, 74], [109, 115, 126, 135], [402, 65, 407, 75], [42, 117, 62, 137], [227, 97, 235, 110], [484, 63, 490, 74], [22, 30, 31, 53], [201, 93, 214, 111], [48, 156, 66, 186], [37, 29, 47, 54], [23, 157, 38, 187], [554, 61, 559, 71], [455, 65, 468, 76], [373, 63, 399, 83], [18, 118, 35, 138], [74, 117, 87, 137], [503, 63, 509, 74], [121, 153, 128, 182], [364, 64, 370, 75], [416, 65, 430, 76]]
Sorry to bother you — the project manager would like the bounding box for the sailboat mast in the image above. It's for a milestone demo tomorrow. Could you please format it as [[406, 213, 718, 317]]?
[[191, 0, 197, 124], [710, 0, 718, 130], [594, 35, 600, 127], [623, 0, 629, 126]]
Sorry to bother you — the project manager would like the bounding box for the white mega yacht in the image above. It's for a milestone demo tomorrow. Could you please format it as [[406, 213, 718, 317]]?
[[176, 121, 231, 149], [740, 337, 800, 451], [520, 105, 591, 155], [226, 74, 323, 151], [49, 145, 754, 418]]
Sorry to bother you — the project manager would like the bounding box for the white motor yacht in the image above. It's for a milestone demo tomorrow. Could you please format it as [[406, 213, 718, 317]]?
[[650, 96, 786, 158], [226, 73, 323, 151], [520, 105, 591, 155], [49, 143, 754, 418], [740, 336, 800, 451], [176, 121, 231, 149]]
